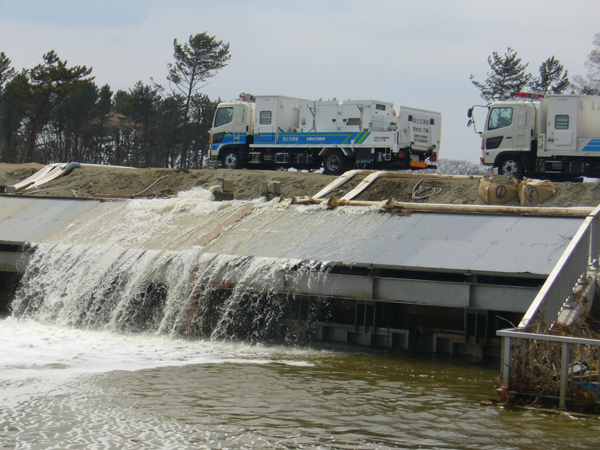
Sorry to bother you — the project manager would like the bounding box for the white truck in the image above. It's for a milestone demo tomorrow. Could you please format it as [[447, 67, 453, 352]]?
[[468, 92, 600, 178], [209, 93, 441, 175]]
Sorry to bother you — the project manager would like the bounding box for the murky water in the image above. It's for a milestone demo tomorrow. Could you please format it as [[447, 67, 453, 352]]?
[[1, 318, 599, 450]]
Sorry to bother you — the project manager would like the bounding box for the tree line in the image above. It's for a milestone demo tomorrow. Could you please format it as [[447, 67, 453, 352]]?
[[471, 32, 600, 102], [2, 31, 600, 168], [0, 32, 230, 168]]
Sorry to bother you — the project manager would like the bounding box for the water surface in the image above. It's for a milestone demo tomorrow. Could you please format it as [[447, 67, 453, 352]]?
[[1, 318, 598, 450]]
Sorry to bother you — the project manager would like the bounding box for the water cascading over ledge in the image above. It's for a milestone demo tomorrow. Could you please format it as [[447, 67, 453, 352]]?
[[11, 242, 333, 342], [7, 189, 337, 342]]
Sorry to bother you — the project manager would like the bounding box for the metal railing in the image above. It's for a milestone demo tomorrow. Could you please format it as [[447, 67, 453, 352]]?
[[497, 205, 600, 409], [498, 329, 600, 409], [518, 205, 600, 329]]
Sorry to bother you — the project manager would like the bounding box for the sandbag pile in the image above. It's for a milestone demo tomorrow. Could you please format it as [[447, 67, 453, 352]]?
[[478, 177, 519, 204], [479, 177, 557, 207]]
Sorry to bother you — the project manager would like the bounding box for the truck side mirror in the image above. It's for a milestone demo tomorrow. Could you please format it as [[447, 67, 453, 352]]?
[[467, 108, 473, 119]]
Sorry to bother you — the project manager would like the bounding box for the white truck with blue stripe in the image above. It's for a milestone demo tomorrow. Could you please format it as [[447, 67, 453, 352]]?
[[209, 93, 441, 174], [468, 93, 600, 178]]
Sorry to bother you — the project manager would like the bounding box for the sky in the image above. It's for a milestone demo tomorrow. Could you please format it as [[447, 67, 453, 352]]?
[[1, 0, 599, 163]]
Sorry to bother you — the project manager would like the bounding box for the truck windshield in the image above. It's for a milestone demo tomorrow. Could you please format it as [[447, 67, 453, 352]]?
[[487, 107, 513, 130], [214, 107, 234, 127]]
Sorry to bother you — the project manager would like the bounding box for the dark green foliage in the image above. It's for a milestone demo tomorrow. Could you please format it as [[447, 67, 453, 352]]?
[[0, 51, 93, 162], [0, 56, 23, 162], [112, 82, 162, 167], [529, 56, 569, 94], [0, 38, 223, 168], [471, 48, 571, 101], [153, 94, 184, 168], [471, 48, 531, 102], [0, 52, 16, 93], [0, 80, 24, 163], [168, 33, 231, 91], [46, 79, 99, 163]]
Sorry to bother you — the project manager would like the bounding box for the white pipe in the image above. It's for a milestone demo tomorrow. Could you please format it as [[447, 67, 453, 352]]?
[[294, 196, 594, 217], [341, 171, 383, 201], [312, 170, 375, 200]]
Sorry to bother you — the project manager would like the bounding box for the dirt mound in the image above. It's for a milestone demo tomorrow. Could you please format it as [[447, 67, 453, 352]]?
[[0, 163, 360, 200], [1, 163, 600, 207]]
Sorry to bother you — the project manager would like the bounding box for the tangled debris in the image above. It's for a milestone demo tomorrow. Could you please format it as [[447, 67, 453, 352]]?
[[495, 311, 600, 413]]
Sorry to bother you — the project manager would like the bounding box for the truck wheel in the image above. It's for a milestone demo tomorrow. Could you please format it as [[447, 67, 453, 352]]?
[[222, 149, 242, 170], [323, 150, 350, 175], [499, 157, 524, 178]]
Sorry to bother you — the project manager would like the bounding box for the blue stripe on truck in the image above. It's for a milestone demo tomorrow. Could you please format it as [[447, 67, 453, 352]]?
[[582, 139, 600, 152], [254, 132, 371, 146], [211, 133, 247, 152]]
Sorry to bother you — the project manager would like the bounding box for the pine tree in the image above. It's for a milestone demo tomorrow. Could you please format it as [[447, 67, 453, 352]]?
[[2, 51, 92, 163], [529, 56, 569, 94], [470, 48, 531, 102], [0, 52, 16, 93], [573, 32, 600, 95], [0, 52, 19, 162], [167, 33, 230, 168]]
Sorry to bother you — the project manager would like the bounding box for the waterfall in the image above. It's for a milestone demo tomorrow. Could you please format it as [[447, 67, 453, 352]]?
[[11, 242, 332, 343], [6, 189, 368, 342]]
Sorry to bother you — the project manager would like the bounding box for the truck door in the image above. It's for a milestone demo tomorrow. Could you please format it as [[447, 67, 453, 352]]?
[[513, 104, 534, 152], [545, 97, 577, 153], [484, 106, 516, 152], [254, 97, 276, 144], [257, 110, 275, 143], [232, 105, 245, 144], [210, 105, 234, 151]]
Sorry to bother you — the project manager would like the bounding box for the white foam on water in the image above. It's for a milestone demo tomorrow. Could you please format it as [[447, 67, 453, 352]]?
[[176, 186, 216, 200], [0, 317, 324, 450], [11, 192, 336, 342], [0, 317, 313, 384]]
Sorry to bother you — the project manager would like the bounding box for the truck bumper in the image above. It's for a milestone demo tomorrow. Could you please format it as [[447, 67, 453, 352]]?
[[209, 145, 220, 159], [481, 152, 496, 166]]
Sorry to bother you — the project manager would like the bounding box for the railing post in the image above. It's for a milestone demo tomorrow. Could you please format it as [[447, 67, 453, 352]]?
[[560, 342, 569, 409], [501, 335, 512, 388], [498, 330, 600, 410], [590, 213, 600, 269]]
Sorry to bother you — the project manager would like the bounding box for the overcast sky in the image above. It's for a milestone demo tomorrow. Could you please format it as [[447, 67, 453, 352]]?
[[1, 0, 599, 163]]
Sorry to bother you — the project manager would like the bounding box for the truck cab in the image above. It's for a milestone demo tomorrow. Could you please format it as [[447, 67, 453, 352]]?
[[470, 93, 600, 179], [467, 92, 544, 178], [209, 96, 255, 169], [478, 96, 539, 177]]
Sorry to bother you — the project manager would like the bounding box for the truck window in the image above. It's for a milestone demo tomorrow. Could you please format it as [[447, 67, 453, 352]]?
[[487, 107, 513, 130], [260, 111, 272, 125], [555, 115, 569, 130], [214, 107, 233, 127]]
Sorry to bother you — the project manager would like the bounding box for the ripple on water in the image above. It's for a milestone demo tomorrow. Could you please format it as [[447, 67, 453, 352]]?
[[1, 319, 600, 449]]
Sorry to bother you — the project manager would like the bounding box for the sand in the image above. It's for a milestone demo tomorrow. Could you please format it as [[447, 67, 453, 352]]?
[[1, 163, 600, 207]]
